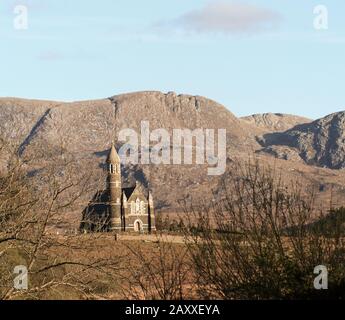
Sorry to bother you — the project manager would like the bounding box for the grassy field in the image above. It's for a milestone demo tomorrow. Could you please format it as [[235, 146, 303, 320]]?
[[0, 233, 192, 300]]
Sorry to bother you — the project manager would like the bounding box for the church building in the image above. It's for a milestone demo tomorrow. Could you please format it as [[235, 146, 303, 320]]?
[[81, 144, 156, 233]]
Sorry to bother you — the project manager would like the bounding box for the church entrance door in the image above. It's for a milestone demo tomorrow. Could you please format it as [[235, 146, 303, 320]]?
[[134, 220, 142, 233]]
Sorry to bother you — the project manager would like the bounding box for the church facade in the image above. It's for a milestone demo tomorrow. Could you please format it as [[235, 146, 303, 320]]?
[[81, 144, 156, 233]]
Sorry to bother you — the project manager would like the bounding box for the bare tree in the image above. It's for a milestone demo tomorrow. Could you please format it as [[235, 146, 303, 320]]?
[[0, 141, 124, 300], [120, 235, 192, 300], [183, 159, 345, 299]]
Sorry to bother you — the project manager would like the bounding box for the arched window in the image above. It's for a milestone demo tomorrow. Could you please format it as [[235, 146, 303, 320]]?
[[136, 198, 140, 214], [141, 201, 145, 214], [109, 164, 117, 174]]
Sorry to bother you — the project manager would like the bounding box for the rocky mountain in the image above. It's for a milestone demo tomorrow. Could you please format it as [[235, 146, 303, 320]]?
[[240, 113, 311, 134], [1, 91, 345, 227], [1, 92, 255, 157], [0, 92, 258, 220], [259, 111, 345, 169]]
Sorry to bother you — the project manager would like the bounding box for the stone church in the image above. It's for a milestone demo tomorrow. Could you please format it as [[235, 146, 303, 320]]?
[[81, 144, 156, 233]]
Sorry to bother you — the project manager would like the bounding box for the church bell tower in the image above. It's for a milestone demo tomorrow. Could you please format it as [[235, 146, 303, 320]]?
[[107, 143, 122, 232]]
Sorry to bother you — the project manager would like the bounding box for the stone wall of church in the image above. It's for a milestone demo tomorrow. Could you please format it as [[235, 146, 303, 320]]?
[[124, 190, 150, 232]]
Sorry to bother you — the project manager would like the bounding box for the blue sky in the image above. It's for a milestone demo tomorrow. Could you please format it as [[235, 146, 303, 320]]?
[[0, 0, 344, 119]]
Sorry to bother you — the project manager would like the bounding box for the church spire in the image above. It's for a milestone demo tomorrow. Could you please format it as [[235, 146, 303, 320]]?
[[107, 143, 120, 164], [107, 142, 122, 233]]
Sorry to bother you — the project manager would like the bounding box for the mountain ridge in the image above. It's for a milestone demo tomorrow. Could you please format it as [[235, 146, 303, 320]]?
[[259, 110, 345, 169]]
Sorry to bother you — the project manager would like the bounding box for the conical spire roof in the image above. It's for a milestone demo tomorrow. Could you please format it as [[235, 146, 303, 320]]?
[[107, 143, 120, 163]]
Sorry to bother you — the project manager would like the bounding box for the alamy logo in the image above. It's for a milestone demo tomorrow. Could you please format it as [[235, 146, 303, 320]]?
[[13, 5, 28, 30], [117, 121, 227, 176], [314, 265, 328, 290], [313, 5, 328, 30], [13, 265, 28, 290]]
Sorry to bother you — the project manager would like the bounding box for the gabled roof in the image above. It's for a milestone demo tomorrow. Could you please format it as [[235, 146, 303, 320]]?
[[90, 189, 110, 203], [82, 190, 110, 218], [122, 187, 136, 199], [123, 183, 148, 201]]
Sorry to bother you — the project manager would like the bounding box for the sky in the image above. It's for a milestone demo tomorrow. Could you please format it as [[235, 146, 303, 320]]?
[[0, 0, 344, 119]]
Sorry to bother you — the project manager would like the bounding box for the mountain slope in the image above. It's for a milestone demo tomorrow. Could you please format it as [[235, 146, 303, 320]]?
[[259, 111, 345, 169], [1, 92, 345, 224], [0, 92, 259, 216], [13, 91, 257, 157], [240, 113, 311, 134]]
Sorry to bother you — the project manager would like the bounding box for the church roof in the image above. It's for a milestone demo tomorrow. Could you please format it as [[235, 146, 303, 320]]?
[[123, 182, 148, 200], [107, 144, 120, 163], [82, 190, 110, 217], [122, 187, 136, 199], [92, 190, 110, 203]]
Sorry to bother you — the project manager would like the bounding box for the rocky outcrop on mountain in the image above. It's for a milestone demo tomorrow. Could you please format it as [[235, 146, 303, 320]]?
[[240, 113, 311, 134], [259, 111, 345, 169], [256, 145, 303, 162], [14, 91, 256, 158], [0, 98, 59, 144]]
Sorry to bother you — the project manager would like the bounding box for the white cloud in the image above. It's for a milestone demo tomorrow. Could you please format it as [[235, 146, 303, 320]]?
[[159, 1, 282, 35]]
